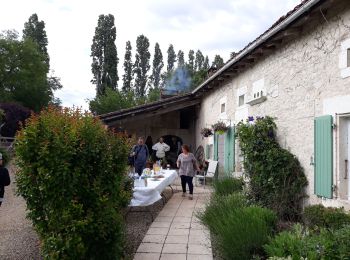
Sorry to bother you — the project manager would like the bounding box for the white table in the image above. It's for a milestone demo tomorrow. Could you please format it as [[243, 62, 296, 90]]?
[[130, 170, 177, 207]]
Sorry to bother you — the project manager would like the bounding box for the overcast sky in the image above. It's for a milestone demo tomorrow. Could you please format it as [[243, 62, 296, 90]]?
[[0, 0, 300, 110]]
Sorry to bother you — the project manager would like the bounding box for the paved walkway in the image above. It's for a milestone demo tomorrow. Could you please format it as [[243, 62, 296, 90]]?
[[134, 186, 213, 260]]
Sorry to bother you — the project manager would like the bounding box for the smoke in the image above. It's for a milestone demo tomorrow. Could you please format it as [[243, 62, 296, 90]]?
[[163, 67, 191, 95]]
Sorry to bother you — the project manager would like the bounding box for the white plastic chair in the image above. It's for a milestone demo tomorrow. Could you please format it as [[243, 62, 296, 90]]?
[[195, 160, 218, 188]]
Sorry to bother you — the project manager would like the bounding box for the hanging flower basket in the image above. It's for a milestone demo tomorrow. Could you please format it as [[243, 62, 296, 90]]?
[[212, 121, 229, 135], [200, 127, 213, 138]]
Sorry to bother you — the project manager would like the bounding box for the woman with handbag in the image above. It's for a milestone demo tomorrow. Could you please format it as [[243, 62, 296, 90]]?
[[177, 144, 200, 200]]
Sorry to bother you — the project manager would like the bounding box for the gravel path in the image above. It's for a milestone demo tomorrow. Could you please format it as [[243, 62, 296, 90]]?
[[0, 163, 40, 260]]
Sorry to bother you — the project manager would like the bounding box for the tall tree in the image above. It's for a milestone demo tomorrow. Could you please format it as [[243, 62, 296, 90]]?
[[23, 13, 49, 70], [212, 54, 224, 69], [204, 55, 210, 70], [177, 50, 185, 68], [149, 42, 164, 90], [133, 35, 150, 99], [195, 50, 205, 71], [122, 41, 133, 93], [167, 44, 176, 72], [91, 14, 118, 96], [187, 49, 195, 74]]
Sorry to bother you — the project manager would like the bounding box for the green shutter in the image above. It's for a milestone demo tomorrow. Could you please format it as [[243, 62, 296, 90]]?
[[214, 133, 218, 161], [314, 115, 333, 199], [224, 127, 235, 176], [205, 144, 210, 160]]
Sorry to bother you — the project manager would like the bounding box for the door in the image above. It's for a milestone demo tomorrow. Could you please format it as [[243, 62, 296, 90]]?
[[347, 120, 350, 200]]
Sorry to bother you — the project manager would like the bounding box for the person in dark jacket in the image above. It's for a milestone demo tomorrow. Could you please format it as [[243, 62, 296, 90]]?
[[0, 153, 10, 207], [131, 137, 149, 176]]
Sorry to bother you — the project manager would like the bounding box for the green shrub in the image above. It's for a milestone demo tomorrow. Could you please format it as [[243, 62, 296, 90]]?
[[236, 116, 308, 221], [303, 204, 350, 230], [264, 224, 350, 259], [213, 177, 244, 196], [15, 107, 131, 259], [199, 193, 276, 260]]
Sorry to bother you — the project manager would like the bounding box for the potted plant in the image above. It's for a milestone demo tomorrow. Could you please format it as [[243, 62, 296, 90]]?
[[200, 127, 213, 138], [212, 121, 229, 135]]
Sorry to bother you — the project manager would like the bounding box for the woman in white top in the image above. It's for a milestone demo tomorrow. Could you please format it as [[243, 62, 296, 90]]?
[[177, 144, 200, 200]]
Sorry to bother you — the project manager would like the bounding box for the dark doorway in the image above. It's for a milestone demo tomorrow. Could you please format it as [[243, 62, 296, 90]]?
[[162, 135, 183, 167]]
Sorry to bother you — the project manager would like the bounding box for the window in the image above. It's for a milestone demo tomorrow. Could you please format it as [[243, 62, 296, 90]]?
[[238, 95, 245, 106], [347, 49, 350, 67], [221, 103, 226, 113]]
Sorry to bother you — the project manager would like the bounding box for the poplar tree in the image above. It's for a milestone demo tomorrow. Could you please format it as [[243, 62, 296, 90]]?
[[167, 44, 176, 72], [177, 50, 185, 68], [187, 49, 195, 74], [91, 14, 118, 96], [204, 55, 210, 70], [134, 35, 150, 99], [212, 54, 224, 69], [122, 41, 133, 93], [149, 42, 164, 89], [195, 50, 205, 71]]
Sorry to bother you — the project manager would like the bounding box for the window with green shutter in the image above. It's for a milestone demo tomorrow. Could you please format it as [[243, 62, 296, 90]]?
[[214, 133, 218, 161], [314, 115, 333, 198]]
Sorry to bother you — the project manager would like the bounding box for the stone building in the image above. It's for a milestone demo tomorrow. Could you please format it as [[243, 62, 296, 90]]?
[[101, 0, 350, 208]]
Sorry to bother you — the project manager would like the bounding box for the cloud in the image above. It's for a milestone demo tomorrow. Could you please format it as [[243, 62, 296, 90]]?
[[0, 0, 301, 110]]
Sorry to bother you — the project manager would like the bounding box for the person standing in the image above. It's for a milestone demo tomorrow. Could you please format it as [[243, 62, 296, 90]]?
[[152, 137, 170, 164], [131, 137, 149, 176], [0, 153, 10, 207], [177, 144, 200, 200]]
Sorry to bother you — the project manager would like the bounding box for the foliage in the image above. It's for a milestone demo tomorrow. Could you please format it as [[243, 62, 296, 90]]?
[[213, 177, 244, 196], [191, 69, 208, 89], [122, 41, 133, 93], [204, 55, 210, 70], [212, 121, 229, 134], [15, 107, 131, 259], [212, 54, 224, 69], [177, 50, 185, 67], [0, 147, 10, 165], [149, 42, 163, 91], [0, 109, 5, 124], [303, 204, 350, 230], [200, 193, 277, 260], [147, 87, 161, 102], [200, 127, 213, 138], [91, 14, 119, 96], [89, 87, 135, 115], [236, 116, 308, 220], [0, 32, 55, 111], [0, 103, 31, 137], [195, 50, 205, 71], [23, 13, 50, 70], [134, 35, 150, 98], [264, 224, 350, 259], [166, 44, 176, 72], [187, 49, 195, 74]]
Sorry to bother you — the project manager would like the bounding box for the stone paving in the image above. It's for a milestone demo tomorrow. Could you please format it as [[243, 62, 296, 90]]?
[[134, 186, 213, 260]]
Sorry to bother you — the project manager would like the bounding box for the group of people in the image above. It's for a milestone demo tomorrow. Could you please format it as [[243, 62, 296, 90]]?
[[130, 137, 200, 200]]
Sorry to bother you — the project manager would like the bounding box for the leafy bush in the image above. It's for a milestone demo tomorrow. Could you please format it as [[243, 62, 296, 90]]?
[[236, 116, 308, 220], [0, 102, 31, 137], [265, 224, 350, 259], [212, 177, 244, 196], [199, 193, 276, 260], [303, 204, 350, 230], [0, 147, 10, 165], [15, 107, 131, 259]]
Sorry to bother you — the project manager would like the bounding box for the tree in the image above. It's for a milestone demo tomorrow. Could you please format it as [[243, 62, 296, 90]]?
[[122, 41, 133, 93], [204, 55, 210, 70], [167, 44, 176, 72], [177, 50, 185, 68], [187, 49, 195, 74], [212, 54, 224, 69], [0, 103, 31, 137], [23, 13, 49, 70], [133, 35, 150, 99], [89, 87, 134, 115], [195, 50, 205, 71], [91, 14, 118, 96], [149, 42, 164, 90], [0, 31, 53, 111]]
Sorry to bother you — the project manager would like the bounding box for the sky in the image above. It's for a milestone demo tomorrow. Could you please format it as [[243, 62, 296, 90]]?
[[0, 0, 301, 110]]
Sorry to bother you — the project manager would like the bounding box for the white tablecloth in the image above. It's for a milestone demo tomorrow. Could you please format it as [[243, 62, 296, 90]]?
[[130, 170, 177, 207]]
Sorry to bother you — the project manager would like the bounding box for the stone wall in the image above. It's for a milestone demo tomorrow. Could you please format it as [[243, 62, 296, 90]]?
[[195, 0, 350, 208]]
